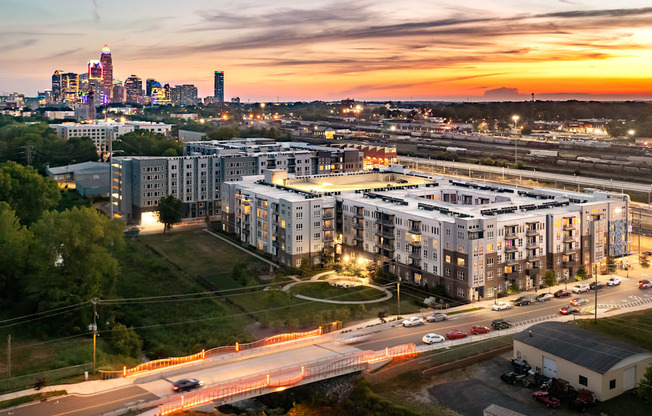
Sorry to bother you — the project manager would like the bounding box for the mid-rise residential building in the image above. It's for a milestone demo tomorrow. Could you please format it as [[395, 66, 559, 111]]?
[[221, 167, 630, 303], [52, 121, 173, 154], [171, 84, 198, 106]]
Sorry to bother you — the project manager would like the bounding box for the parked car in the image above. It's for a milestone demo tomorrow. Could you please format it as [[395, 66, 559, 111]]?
[[589, 281, 604, 290], [572, 284, 590, 293], [638, 279, 652, 289], [554, 289, 571, 298], [402, 317, 424, 327], [533, 390, 561, 408], [511, 359, 531, 375], [491, 319, 512, 330], [445, 329, 467, 340], [426, 313, 447, 322], [491, 301, 511, 311], [422, 333, 445, 344], [501, 371, 525, 385], [513, 296, 532, 306], [606, 277, 621, 286], [172, 378, 203, 392], [470, 325, 490, 335], [559, 306, 580, 315], [535, 293, 554, 302], [570, 298, 589, 306]]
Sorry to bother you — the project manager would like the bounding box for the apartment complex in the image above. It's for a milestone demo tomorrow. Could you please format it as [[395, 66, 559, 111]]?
[[113, 139, 382, 223], [52, 121, 173, 154], [222, 168, 629, 303]]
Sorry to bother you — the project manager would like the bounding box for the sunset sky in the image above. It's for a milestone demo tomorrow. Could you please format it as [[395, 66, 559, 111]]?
[[1, 0, 652, 101]]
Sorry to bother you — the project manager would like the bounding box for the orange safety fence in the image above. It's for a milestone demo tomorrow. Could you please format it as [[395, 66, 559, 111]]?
[[156, 343, 416, 415], [100, 323, 342, 380]]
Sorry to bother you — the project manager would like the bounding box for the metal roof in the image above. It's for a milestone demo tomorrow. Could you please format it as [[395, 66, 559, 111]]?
[[514, 321, 650, 374]]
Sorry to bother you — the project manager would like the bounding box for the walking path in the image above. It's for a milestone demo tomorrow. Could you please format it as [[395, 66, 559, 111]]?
[[281, 271, 393, 305]]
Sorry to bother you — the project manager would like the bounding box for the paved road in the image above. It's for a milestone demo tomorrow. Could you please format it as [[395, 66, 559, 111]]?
[[354, 277, 651, 351], [399, 156, 652, 194], [0, 386, 157, 416]]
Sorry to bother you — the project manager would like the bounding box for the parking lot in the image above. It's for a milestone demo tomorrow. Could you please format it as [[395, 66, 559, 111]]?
[[427, 353, 584, 416]]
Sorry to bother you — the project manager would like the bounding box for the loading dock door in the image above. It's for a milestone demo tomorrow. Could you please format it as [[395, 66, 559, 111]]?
[[624, 367, 636, 391], [542, 356, 557, 378]]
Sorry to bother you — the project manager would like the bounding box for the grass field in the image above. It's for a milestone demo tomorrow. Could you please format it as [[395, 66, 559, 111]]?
[[140, 230, 268, 290], [290, 282, 387, 302]]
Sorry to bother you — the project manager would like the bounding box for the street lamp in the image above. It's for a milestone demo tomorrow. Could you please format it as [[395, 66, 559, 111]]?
[[512, 115, 520, 163]]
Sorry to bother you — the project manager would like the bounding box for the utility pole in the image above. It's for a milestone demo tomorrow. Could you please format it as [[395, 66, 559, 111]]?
[[92, 298, 98, 373], [109, 132, 113, 219], [6, 334, 10, 379], [397, 280, 401, 318]]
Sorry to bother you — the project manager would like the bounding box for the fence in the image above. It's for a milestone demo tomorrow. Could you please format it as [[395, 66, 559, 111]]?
[[100, 323, 342, 380], [0, 363, 93, 393], [156, 344, 416, 415]]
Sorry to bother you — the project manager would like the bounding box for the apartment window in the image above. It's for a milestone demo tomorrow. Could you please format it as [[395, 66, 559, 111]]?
[[487, 244, 493, 252], [314, 232, 320, 239], [296, 224, 303, 231], [445, 268, 451, 276], [487, 271, 494, 280], [295, 235, 303, 242], [579, 375, 588, 386], [457, 287, 465, 297], [457, 258, 465, 267], [457, 271, 465, 280], [445, 229, 451, 236], [445, 255, 451, 263], [487, 258, 494, 266]]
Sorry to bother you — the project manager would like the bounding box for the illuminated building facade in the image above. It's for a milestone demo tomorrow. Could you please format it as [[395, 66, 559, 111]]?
[[61, 72, 79, 103], [146, 78, 157, 97], [112, 81, 125, 103], [214, 71, 224, 103], [51, 70, 63, 102], [124, 75, 143, 104], [171, 84, 198, 106], [100, 45, 113, 103], [88, 60, 104, 107]]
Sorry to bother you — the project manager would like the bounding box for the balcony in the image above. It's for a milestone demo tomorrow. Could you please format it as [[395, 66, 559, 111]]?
[[505, 229, 517, 239], [526, 253, 539, 261], [409, 225, 421, 235], [375, 241, 394, 250], [506, 271, 520, 280], [526, 241, 538, 249], [375, 229, 395, 239], [506, 257, 519, 266], [352, 221, 364, 230], [377, 216, 395, 226], [322, 210, 334, 220], [526, 267, 540, 277], [353, 207, 364, 218], [323, 232, 334, 241], [563, 224, 576, 231], [563, 234, 575, 243], [505, 245, 518, 253], [409, 250, 422, 260], [563, 260, 578, 268], [322, 221, 334, 230], [409, 240, 422, 248], [408, 259, 421, 269], [526, 228, 539, 237]]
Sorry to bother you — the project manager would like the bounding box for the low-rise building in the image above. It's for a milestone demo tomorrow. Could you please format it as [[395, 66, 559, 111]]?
[[514, 322, 652, 401]]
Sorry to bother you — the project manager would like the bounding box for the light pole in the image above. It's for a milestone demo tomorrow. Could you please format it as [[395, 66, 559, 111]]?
[[512, 115, 520, 163], [593, 263, 598, 323]]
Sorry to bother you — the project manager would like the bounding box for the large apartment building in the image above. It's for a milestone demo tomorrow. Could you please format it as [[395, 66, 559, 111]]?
[[113, 139, 387, 223], [222, 167, 630, 303]]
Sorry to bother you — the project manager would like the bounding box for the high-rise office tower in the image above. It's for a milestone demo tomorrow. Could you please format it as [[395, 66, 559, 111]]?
[[100, 45, 113, 103], [112, 80, 125, 103], [61, 72, 79, 103], [52, 70, 63, 102], [214, 71, 224, 103], [171, 84, 198, 106], [146, 78, 157, 97], [125, 75, 143, 104], [79, 73, 89, 94], [88, 60, 104, 106]]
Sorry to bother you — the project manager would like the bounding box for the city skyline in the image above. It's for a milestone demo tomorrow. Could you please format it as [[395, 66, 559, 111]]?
[[1, 0, 652, 101]]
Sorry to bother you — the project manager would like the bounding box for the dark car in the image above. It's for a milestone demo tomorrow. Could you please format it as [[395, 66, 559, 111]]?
[[513, 296, 532, 306], [589, 281, 604, 290], [501, 371, 524, 385], [554, 289, 571, 298], [533, 390, 561, 408], [639, 279, 652, 289], [491, 319, 512, 330], [172, 378, 203, 392]]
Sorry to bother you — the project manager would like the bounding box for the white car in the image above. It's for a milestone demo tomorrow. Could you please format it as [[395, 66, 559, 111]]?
[[422, 333, 445, 344], [572, 284, 590, 294], [492, 302, 511, 311], [426, 313, 448, 322], [402, 317, 424, 327], [606, 277, 621, 286]]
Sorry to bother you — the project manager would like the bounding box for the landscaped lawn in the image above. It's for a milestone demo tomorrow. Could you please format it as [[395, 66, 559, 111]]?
[[290, 282, 387, 302], [140, 230, 268, 290]]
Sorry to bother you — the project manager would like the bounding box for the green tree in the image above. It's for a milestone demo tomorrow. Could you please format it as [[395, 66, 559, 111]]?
[[109, 323, 143, 357], [544, 270, 557, 290], [640, 252, 650, 269], [26, 207, 124, 333], [606, 257, 617, 274], [507, 283, 520, 294], [156, 195, 182, 232], [0, 161, 61, 224], [575, 265, 588, 281], [0, 202, 32, 305], [637, 365, 652, 401]]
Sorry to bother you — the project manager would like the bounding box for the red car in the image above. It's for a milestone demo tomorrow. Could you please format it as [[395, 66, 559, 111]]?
[[533, 391, 561, 408], [470, 325, 490, 335], [445, 329, 468, 340], [554, 289, 571, 298], [559, 306, 580, 315]]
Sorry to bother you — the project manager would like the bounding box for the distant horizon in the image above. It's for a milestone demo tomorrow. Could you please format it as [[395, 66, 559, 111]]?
[[1, 1, 651, 101]]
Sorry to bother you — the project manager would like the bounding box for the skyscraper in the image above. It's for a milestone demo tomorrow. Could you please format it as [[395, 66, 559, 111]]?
[[146, 78, 157, 97], [88, 60, 103, 106], [171, 84, 198, 106], [125, 75, 143, 104], [100, 45, 113, 103], [61, 72, 79, 103], [214, 71, 224, 103], [51, 70, 63, 102], [112, 80, 125, 103]]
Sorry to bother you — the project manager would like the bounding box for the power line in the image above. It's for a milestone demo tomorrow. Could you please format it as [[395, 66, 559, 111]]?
[[0, 301, 90, 325]]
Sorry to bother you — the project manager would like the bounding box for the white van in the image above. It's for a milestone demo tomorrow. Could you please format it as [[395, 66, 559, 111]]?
[[572, 283, 590, 294]]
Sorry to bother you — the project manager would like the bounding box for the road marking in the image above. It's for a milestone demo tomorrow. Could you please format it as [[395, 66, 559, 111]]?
[[49, 392, 153, 416]]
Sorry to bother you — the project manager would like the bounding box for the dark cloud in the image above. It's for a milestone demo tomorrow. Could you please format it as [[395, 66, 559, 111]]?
[[483, 87, 524, 99], [541, 7, 652, 18], [0, 38, 37, 53], [42, 48, 83, 60]]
